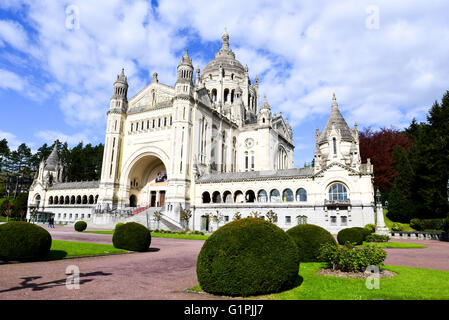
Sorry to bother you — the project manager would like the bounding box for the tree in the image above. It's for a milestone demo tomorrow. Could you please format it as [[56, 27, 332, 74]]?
[[359, 127, 411, 194], [211, 210, 223, 231], [1, 200, 14, 222], [232, 211, 241, 221], [180, 209, 192, 230], [153, 210, 162, 230], [387, 146, 417, 222], [250, 211, 261, 219], [266, 210, 278, 224]]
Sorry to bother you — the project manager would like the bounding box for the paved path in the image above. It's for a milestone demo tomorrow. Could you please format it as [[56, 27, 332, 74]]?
[[383, 239, 449, 272], [1, 225, 449, 300], [0, 226, 216, 300]]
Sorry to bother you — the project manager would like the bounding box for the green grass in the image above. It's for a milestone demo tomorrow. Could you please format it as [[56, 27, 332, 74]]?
[[86, 230, 210, 240], [189, 263, 449, 300], [46, 240, 128, 260], [362, 241, 426, 249]]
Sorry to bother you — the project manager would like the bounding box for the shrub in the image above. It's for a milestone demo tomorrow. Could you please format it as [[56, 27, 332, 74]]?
[[0, 222, 52, 261], [115, 222, 124, 230], [318, 242, 387, 272], [337, 227, 366, 245], [409, 218, 446, 231], [112, 222, 151, 252], [353, 227, 372, 240], [74, 221, 87, 232], [364, 224, 376, 234], [391, 223, 403, 231], [286, 224, 337, 262], [366, 234, 390, 243], [197, 217, 300, 297]]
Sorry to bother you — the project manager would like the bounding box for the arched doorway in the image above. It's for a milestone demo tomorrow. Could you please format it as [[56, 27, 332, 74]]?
[[126, 155, 167, 208], [129, 195, 137, 207]]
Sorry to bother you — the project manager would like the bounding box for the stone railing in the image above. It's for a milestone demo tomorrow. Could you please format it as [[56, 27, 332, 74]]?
[[390, 231, 449, 241], [324, 199, 351, 207]]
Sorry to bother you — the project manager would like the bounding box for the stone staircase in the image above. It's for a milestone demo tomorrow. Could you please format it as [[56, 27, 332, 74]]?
[[124, 207, 184, 231]]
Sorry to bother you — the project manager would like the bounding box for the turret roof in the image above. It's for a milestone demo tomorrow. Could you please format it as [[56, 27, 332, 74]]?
[[318, 93, 354, 144], [44, 142, 59, 171]]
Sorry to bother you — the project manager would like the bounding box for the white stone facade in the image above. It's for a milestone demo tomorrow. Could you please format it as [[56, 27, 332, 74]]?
[[27, 31, 375, 233]]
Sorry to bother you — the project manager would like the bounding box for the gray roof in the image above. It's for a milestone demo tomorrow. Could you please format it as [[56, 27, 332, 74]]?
[[44, 143, 59, 171], [318, 103, 354, 144], [49, 180, 100, 190], [196, 167, 314, 183]]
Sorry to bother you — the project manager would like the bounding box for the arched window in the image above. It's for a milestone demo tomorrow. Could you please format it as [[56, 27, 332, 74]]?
[[296, 216, 307, 225], [282, 189, 294, 202], [49, 196, 53, 205], [234, 190, 244, 203], [59, 196, 64, 204], [212, 88, 217, 102], [82, 195, 87, 204], [76, 195, 81, 204], [71, 195, 75, 204], [202, 192, 211, 204], [65, 196, 70, 204], [129, 195, 137, 207], [223, 191, 232, 203], [328, 183, 348, 201], [257, 190, 268, 203], [245, 190, 255, 203], [54, 196, 59, 205], [95, 195, 99, 204], [89, 195, 94, 204], [224, 88, 229, 102], [270, 189, 281, 202], [212, 191, 222, 203], [296, 188, 307, 202]]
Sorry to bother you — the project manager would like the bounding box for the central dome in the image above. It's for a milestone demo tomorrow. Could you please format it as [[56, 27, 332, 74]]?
[[203, 30, 246, 76]]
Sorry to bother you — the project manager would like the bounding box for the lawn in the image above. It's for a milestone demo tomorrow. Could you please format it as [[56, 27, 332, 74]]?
[[188, 263, 449, 300], [86, 230, 210, 240], [362, 241, 426, 249], [47, 240, 128, 260]]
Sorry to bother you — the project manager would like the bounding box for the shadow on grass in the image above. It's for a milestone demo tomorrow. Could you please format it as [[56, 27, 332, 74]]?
[[46, 250, 68, 260]]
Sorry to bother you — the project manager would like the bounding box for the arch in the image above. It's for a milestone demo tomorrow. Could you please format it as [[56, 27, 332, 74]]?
[[234, 190, 244, 203], [48, 196, 53, 205], [59, 196, 64, 204], [257, 189, 268, 202], [65, 196, 70, 204], [211, 88, 217, 102], [71, 195, 76, 204], [54, 196, 59, 205], [270, 189, 281, 202], [82, 195, 87, 204], [129, 195, 137, 207], [296, 188, 307, 202], [95, 195, 99, 204], [202, 191, 211, 204], [212, 191, 222, 203], [282, 189, 294, 202], [89, 195, 94, 204], [223, 190, 232, 203], [296, 215, 307, 225], [245, 190, 255, 203], [76, 195, 81, 204], [224, 88, 229, 103], [328, 182, 348, 201], [34, 194, 41, 208]]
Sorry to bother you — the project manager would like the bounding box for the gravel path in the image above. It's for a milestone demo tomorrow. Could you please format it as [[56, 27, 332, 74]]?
[[1, 225, 448, 300]]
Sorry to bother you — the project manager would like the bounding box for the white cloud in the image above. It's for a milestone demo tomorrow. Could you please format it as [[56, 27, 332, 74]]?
[[0, 68, 27, 91], [0, 19, 29, 51], [35, 129, 96, 146]]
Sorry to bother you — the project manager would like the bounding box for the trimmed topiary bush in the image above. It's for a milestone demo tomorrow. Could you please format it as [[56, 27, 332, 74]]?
[[74, 221, 87, 232], [197, 217, 300, 297], [112, 222, 151, 252], [114, 222, 124, 231], [352, 227, 372, 240], [286, 224, 337, 262], [337, 227, 366, 245], [0, 222, 52, 261], [364, 224, 376, 234]]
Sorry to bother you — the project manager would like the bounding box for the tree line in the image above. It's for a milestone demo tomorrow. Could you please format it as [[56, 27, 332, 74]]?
[[0, 140, 104, 219], [359, 90, 449, 223]]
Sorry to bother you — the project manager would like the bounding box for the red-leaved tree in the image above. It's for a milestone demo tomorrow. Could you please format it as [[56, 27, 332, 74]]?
[[359, 127, 412, 194]]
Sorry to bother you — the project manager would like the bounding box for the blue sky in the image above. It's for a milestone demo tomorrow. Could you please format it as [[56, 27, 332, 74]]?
[[0, 0, 448, 167]]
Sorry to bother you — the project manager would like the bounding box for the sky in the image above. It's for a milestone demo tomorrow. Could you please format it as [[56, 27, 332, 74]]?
[[0, 0, 448, 167]]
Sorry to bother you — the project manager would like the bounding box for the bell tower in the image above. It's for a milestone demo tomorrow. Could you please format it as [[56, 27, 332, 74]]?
[[97, 68, 128, 210]]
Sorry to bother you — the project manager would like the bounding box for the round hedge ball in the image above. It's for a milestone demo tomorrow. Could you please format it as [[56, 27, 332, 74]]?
[[196, 217, 300, 297], [286, 224, 337, 262], [74, 221, 87, 232], [337, 227, 366, 245], [0, 222, 52, 262], [354, 226, 372, 240], [112, 222, 151, 252]]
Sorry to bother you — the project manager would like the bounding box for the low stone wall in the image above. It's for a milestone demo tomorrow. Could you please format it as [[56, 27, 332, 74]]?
[[390, 231, 449, 241]]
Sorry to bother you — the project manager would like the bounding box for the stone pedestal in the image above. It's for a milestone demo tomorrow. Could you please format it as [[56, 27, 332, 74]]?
[[375, 203, 390, 235]]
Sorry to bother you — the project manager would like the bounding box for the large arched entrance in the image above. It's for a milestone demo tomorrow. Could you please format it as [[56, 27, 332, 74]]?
[[126, 155, 167, 208]]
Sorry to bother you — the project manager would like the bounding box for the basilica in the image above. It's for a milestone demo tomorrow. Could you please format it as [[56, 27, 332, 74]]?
[[27, 31, 376, 233]]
